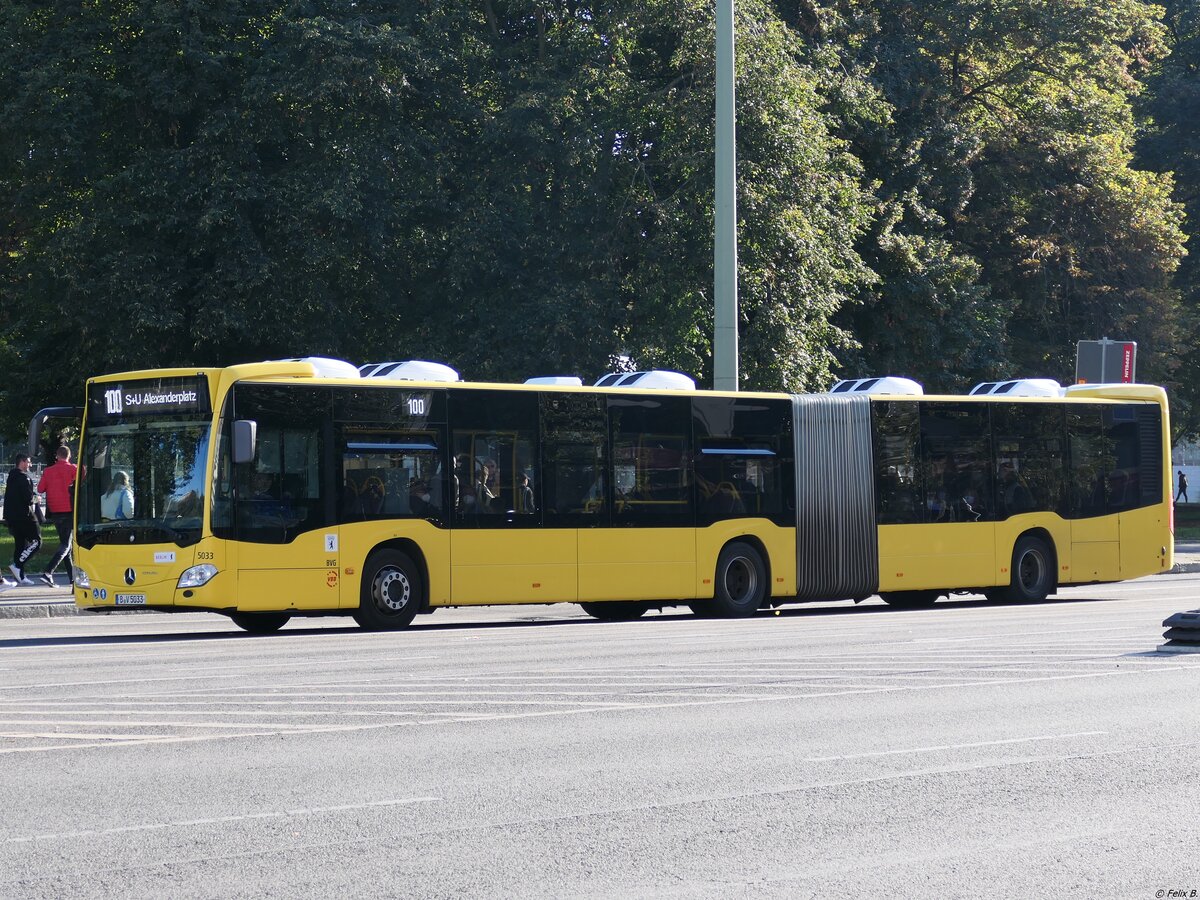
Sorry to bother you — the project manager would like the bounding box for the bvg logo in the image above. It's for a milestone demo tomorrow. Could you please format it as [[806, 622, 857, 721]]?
[[124, 568, 136, 585]]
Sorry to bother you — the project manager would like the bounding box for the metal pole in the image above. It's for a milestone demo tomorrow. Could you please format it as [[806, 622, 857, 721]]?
[[713, 0, 738, 392]]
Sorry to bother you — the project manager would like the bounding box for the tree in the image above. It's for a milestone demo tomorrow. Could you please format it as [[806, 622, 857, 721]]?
[[0, 1, 446, 430], [1138, 0, 1200, 441], [825, 0, 1186, 395]]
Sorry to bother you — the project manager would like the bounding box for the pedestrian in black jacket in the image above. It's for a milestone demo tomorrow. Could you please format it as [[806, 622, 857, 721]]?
[[2, 453, 42, 588]]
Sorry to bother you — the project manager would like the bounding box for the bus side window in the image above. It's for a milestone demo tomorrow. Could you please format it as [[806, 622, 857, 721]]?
[[609, 396, 692, 526], [339, 433, 442, 524], [872, 401, 920, 525], [1104, 404, 1161, 513], [450, 391, 540, 527], [919, 402, 993, 523], [540, 393, 606, 526], [1068, 406, 1109, 518], [692, 396, 790, 526], [992, 404, 1065, 519]]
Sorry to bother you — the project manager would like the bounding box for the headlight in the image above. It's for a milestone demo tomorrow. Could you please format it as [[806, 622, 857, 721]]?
[[73, 567, 90, 589], [177, 564, 218, 588]]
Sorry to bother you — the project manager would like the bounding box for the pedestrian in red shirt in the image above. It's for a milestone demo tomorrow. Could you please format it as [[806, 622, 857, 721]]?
[[36, 445, 77, 587]]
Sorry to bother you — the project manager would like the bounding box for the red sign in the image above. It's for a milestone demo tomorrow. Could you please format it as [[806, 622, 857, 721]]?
[[1120, 343, 1135, 382]]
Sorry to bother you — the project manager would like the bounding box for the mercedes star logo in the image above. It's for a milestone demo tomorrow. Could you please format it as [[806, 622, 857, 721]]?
[[124, 568, 136, 585]]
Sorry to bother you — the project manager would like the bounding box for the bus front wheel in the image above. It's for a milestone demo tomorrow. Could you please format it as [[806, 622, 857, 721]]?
[[1003, 535, 1054, 602], [355, 550, 422, 630], [710, 542, 767, 618], [579, 602, 650, 621], [229, 611, 291, 633]]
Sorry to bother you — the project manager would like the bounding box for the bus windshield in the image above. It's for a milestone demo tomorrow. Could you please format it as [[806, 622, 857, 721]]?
[[77, 417, 211, 548]]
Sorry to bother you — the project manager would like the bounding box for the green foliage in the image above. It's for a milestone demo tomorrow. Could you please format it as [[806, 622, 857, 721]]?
[[1138, 0, 1200, 441], [827, 0, 1186, 394]]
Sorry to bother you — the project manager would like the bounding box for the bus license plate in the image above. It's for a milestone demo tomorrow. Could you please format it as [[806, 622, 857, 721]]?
[[115, 594, 147, 606]]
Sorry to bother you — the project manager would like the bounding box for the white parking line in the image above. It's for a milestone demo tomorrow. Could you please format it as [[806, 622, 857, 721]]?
[[802, 731, 1108, 762], [4, 797, 440, 844]]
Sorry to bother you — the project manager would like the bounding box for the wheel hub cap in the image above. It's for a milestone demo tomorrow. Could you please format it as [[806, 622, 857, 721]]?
[[376, 568, 411, 612], [1019, 551, 1043, 589], [726, 557, 758, 602]]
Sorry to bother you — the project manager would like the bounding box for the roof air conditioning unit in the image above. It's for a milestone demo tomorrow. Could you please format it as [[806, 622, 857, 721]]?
[[524, 376, 584, 386], [829, 376, 923, 396], [593, 370, 696, 391], [359, 360, 461, 383], [968, 379, 1062, 398]]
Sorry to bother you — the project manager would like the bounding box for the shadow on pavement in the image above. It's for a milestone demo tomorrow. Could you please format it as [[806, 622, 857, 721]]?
[[0, 592, 1131, 649]]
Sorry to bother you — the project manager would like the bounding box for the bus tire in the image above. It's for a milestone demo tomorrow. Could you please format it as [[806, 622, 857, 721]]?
[[881, 590, 939, 609], [229, 611, 291, 633], [354, 549, 422, 630], [579, 601, 650, 621], [1004, 535, 1054, 602], [710, 541, 767, 618]]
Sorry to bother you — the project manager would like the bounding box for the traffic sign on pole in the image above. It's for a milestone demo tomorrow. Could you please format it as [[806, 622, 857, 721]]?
[[1075, 339, 1137, 384]]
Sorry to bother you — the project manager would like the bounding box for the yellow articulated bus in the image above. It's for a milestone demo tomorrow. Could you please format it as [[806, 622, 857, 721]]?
[[67, 359, 1172, 632]]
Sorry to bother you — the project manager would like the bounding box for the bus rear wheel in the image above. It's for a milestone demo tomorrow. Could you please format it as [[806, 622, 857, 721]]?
[[710, 542, 767, 618], [579, 601, 650, 621], [1003, 535, 1054, 602], [354, 549, 422, 630], [881, 591, 939, 609], [229, 611, 291, 633]]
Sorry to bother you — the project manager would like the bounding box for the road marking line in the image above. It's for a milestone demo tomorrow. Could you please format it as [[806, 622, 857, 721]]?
[[802, 731, 1108, 762], [0, 658, 441, 690], [1, 652, 1197, 755], [4, 797, 440, 844], [0, 731, 175, 741], [0, 719, 344, 728]]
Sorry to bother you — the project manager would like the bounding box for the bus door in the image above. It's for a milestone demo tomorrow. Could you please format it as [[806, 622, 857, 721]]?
[[580, 436, 694, 601], [451, 429, 572, 604], [449, 392, 575, 605], [578, 398, 695, 603], [223, 385, 341, 613]]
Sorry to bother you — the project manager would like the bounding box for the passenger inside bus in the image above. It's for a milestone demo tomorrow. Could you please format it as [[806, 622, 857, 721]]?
[[252, 472, 276, 500], [999, 463, 1034, 514], [101, 471, 135, 521], [516, 472, 535, 513], [409, 478, 436, 518], [475, 460, 497, 513], [925, 455, 952, 521]]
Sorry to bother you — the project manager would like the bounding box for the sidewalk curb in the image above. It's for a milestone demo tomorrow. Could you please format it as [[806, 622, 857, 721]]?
[[0, 599, 80, 619]]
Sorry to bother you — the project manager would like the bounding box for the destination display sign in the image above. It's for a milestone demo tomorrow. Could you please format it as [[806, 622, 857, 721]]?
[[89, 375, 211, 421]]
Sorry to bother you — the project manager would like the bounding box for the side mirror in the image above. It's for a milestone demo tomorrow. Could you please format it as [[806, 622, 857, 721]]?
[[232, 420, 257, 464]]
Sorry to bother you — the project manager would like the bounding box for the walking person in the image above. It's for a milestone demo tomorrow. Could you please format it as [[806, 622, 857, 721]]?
[[1177, 470, 1189, 504], [36, 445, 77, 587], [2, 453, 42, 588]]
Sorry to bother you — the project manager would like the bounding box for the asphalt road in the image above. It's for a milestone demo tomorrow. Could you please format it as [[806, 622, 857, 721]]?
[[2, 576, 1199, 898]]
